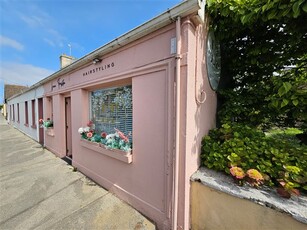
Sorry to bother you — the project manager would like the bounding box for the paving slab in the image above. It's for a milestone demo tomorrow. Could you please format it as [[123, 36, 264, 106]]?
[[0, 115, 155, 230], [47, 193, 154, 230]]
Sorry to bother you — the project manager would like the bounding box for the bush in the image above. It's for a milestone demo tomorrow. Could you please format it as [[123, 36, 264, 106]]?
[[201, 123, 307, 196]]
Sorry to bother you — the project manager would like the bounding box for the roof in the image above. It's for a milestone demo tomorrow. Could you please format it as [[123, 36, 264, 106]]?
[[8, 0, 205, 100], [4, 84, 29, 102]]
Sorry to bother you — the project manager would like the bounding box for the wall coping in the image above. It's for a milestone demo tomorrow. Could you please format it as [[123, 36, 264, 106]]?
[[191, 167, 307, 225]]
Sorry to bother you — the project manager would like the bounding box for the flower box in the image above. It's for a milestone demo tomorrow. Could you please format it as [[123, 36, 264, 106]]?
[[80, 139, 132, 164], [46, 128, 55, 137]]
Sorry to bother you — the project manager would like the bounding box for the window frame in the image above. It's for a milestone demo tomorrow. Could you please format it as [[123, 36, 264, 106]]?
[[25, 101, 29, 126], [90, 85, 133, 140], [17, 103, 20, 123], [13, 104, 15, 121], [31, 99, 36, 128]]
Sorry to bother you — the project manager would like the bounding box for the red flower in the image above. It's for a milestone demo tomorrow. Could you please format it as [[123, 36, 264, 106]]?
[[101, 132, 107, 138], [86, 132, 93, 138], [87, 121, 93, 127]]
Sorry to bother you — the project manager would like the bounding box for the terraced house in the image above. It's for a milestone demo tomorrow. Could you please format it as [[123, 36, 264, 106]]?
[[7, 1, 219, 228]]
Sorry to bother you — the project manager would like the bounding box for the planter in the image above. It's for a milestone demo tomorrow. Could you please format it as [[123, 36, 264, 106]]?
[[46, 128, 55, 137], [80, 139, 132, 164]]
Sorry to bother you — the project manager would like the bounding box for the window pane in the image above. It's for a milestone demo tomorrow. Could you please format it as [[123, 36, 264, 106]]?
[[91, 86, 132, 141], [25, 101, 28, 125], [32, 100, 36, 125]]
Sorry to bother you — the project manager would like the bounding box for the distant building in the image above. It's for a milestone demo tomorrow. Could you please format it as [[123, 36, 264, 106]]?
[[2, 84, 28, 119], [4, 84, 28, 101]]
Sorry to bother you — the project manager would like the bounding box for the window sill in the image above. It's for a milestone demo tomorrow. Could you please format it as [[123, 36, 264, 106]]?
[[31, 124, 37, 129], [45, 128, 55, 137], [24, 124, 29, 127], [80, 139, 132, 164]]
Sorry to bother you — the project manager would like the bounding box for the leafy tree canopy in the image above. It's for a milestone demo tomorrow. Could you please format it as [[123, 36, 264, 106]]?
[[207, 0, 307, 130]]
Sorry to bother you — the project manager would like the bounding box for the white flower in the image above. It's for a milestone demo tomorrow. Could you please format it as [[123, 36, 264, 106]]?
[[78, 127, 84, 134], [106, 133, 116, 139]]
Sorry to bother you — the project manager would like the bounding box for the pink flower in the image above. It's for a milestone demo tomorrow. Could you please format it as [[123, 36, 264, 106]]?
[[39, 118, 44, 123], [86, 132, 93, 138], [115, 128, 129, 143], [87, 121, 93, 127], [101, 132, 107, 138]]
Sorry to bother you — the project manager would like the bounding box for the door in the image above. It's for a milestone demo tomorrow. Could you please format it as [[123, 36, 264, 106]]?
[[65, 97, 72, 157], [38, 98, 44, 145]]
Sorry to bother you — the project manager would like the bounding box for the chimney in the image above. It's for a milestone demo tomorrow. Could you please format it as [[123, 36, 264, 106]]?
[[60, 54, 76, 69]]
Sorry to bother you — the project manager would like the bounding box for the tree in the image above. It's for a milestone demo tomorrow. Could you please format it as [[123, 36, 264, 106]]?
[[207, 0, 307, 130]]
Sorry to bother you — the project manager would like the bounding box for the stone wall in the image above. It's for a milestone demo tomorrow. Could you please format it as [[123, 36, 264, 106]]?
[[191, 168, 307, 230]]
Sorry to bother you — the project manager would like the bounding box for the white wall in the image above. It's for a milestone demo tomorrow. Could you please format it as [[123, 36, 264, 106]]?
[[7, 86, 44, 142]]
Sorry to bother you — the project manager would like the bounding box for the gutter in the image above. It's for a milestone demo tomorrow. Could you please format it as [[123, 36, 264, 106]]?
[[8, 0, 201, 102]]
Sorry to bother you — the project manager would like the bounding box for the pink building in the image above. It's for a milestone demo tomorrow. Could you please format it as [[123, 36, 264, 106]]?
[[8, 1, 219, 229]]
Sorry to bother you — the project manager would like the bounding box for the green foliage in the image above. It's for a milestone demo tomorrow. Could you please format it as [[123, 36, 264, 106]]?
[[42, 120, 53, 128], [201, 124, 307, 194], [202, 0, 307, 197], [101, 133, 132, 152], [207, 0, 307, 24], [268, 60, 307, 129], [207, 0, 307, 129]]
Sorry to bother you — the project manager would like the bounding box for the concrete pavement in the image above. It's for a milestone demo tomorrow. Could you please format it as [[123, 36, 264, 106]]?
[[0, 115, 155, 230]]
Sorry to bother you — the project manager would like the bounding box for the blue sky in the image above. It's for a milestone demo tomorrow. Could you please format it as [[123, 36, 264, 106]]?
[[0, 0, 182, 103]]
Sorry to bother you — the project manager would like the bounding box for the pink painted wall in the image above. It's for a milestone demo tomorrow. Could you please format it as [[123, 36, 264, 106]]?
[[43, 16, 217, 229], [176, 17, 217, 229], [69, 68, 174, 228], [43, 25, 176, 95], [44, 25, 177, 229]]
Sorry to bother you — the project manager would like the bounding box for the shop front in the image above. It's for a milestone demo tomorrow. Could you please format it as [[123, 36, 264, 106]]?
[[10, 1, 217, 228]]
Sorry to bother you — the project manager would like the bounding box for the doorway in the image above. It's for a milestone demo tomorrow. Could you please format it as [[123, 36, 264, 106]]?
[[65, 97, 72, 161], [38, 98, 44, 145]]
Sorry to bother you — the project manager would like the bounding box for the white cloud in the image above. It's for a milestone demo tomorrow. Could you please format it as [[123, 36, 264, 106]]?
[[43, 38, 56, 47], [0, 62, 54, 87], [18, 7, 66, 48], [0, 36, 24, 51], [20, 14, 45, 27], [46, 29, 66, 47], [18, 5, 51, 28]]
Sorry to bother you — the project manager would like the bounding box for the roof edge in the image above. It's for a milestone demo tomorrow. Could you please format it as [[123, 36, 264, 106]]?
[[10, 0, 203, 100]]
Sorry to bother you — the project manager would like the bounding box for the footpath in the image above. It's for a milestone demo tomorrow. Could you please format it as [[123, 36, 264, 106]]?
[[0, 115, 155, 230]]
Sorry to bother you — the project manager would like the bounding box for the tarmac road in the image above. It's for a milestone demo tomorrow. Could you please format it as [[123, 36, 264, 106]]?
[[0, 114, 155, 230]]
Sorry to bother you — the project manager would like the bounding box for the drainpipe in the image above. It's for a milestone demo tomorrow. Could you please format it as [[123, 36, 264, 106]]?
[[173, 16, 181, 230]]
